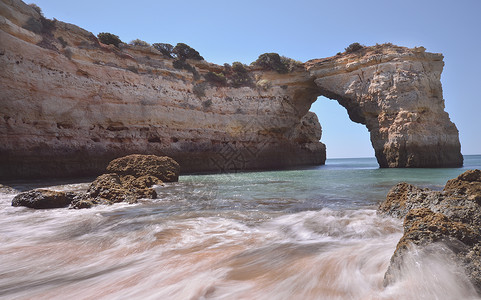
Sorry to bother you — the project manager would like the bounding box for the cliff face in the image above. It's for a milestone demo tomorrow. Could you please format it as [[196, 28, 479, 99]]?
[[0, 0, 324, 178], [0, 0, 462, 179], [306, 46, 463, 167]]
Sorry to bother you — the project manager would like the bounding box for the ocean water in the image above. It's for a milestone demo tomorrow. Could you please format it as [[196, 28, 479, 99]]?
[[0, 155, 480, 299]]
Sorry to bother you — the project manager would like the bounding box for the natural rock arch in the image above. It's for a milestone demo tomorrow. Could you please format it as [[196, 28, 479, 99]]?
[[305, 45, 463, 168]]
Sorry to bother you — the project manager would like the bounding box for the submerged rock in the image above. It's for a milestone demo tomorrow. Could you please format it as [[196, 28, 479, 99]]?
[[12, 189, 72, 209], [379, 169, 481, 292], [107, 154, 180, 182]]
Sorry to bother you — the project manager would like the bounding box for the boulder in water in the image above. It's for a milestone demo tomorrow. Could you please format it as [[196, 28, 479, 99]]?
[[12, 189, 72, 209], [70, 173, 159, 208], [106, 154, 180, 182]]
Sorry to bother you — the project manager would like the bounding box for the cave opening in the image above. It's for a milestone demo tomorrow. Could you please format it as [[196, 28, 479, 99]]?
[[310, 96, 374, 159]]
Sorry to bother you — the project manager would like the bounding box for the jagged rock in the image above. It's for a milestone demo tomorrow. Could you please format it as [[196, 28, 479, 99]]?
[[87, 173, 123, 198], [69, 158, 167, 208], [83, 172, 158, 206], [130, 175, 164, 189], [444, 169, 481, 202], [379, 171, 481, 225], [379, 169, 481, 292], [106, 154, 179, 182], [12, 189, 71, 208], [378, 182, 435, 218]]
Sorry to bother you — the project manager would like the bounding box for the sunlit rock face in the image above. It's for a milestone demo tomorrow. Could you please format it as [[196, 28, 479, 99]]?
[[0, 0, 325, 179], [0, 0, 462, 179], [306, 45, 463, 168]]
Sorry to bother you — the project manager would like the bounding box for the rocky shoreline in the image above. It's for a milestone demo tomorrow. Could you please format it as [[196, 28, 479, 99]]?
[[378, 169, 481, 293], [6, 152, 481, 293], [11, 154, 180, 209]]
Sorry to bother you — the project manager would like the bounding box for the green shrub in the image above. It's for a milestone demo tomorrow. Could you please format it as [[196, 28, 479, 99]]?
[[223, 63, 232, 74], [252, 53, 288, 73], [230, 62, 252, 87], [173, 59, 193, 71], [97, 32, 123, 47], [232, 61, 248, 74], [28, 3, 43, 16], [345, 42, 364, 53], [280, 56, 303, 72], [23, 15, 56, 36], [173, 43, 203, 60], [129, 39, 150, 47], [40, 17, 56, 34], [23, 17, 42, 34], [173, 59, 199, 79], [152, 43, 174, 57], [205, 71, 227, 86]]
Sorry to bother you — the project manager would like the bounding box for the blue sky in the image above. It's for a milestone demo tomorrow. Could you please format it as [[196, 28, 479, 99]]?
[[33, 0, 481, 158]]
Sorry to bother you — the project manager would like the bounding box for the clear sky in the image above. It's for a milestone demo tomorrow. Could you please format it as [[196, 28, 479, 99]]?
[[32, 0, 481, 158]]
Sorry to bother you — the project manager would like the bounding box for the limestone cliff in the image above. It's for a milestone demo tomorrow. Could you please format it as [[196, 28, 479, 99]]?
[[0, 0, 324, 179], [0, 0, 462, 179]]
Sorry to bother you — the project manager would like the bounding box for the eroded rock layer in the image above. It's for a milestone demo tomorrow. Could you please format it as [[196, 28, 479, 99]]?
[[378, 169, 481, 292], [0, 0, 462, 178], [0, 0, 324, 179], [306, 46, 463, 168]]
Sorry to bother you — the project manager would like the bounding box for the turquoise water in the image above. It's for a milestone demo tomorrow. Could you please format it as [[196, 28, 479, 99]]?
[[0, 155, 480, 299], [153, 154, 481, 214]]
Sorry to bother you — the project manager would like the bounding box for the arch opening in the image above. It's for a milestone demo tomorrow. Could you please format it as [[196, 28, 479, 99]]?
[[310, 96, 373, 159]]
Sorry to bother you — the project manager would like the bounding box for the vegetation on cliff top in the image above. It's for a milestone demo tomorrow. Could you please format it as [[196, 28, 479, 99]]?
[[98, 32, 123, 47], [251, 53, 302, 73], [24, 3, 56, 36], [344, 42, 365, 53], [129, 39, 150, 47], [152, 43, 174, 57], [172, 43, 204, 60]]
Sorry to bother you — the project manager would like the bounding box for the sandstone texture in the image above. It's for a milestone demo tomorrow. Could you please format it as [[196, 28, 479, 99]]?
[[70, 172, 159, 209], [0, 0, 462, 179], [106, 154, 179, 182], [379, 169, 481, 292], [306, 45, 462, 168], [71, 154, 174, 208]]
